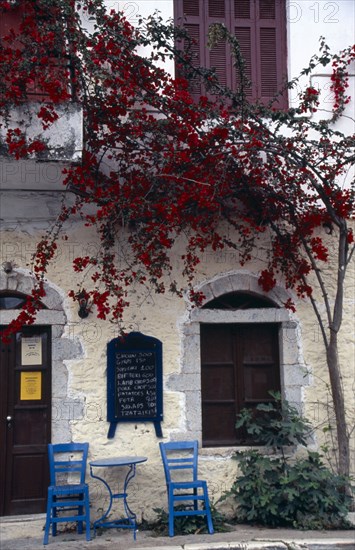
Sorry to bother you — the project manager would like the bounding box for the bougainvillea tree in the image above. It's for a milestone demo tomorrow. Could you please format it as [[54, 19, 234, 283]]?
[[0, 0, 354, 477]]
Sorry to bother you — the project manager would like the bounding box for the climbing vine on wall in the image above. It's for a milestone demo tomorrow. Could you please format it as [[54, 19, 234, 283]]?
[[0, 0, 354, 477]]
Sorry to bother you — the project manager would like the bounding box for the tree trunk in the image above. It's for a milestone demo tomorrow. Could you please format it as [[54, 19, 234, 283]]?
[[326, 330, 350, 477]]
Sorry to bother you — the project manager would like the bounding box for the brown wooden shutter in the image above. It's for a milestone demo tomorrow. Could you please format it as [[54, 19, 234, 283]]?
[[237, 324, 280, 409], [0, 3, 69, 102], [201, 323, 280, 447], [185, 24, 203, 95], [206, 0, 231, 89], [259, 27, 277, 96], [233, 0, 256, 98], [182, 0, 200, 16], [259, 0, 276, 19], [232, 0, 287, 107], [0, 3, 23, 49], [256, 0, 282, 103], [174, 0, 288, 107], [235, 0, 251, 18], [234, 27, 254, 97], [256, 0, 288, 107], [175, 0, 231, 97], [175, 0, 206, 97], [201, 324, 237, 446]]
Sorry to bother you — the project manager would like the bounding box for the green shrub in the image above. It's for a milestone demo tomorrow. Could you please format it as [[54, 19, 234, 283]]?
[[235, 392, 313, 447], [226, 394, 353, 529], [229, 449, 352, 529]]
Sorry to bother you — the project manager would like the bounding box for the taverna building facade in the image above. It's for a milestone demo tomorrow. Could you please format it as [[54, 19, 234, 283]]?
[[0, 0, 354, 521]]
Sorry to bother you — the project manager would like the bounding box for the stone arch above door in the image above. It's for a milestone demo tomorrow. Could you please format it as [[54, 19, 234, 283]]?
[[0, 268, 83, 443], [0, 268, 64, 311], [192, 270, 291, 311], [168, 271, 310, 445]]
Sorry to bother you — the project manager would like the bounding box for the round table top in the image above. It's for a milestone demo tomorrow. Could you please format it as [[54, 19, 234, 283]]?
[[89, 456, 147, 468]]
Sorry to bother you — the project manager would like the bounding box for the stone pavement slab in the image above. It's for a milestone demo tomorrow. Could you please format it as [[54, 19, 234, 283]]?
[[0, 514, 354, 550]]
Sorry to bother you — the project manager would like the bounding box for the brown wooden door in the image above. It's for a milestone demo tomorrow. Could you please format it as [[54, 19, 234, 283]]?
[[0, 326, 51, 516], [201, 323, 280, 446]]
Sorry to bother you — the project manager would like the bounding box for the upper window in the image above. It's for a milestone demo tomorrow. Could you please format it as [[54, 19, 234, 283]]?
[[174, 0, 288, 108], [0, 1, 70, 101], [0, 291, 47, 310]]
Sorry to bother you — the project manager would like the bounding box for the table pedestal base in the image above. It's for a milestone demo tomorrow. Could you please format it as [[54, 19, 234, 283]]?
[[90, 462, 139, 539]]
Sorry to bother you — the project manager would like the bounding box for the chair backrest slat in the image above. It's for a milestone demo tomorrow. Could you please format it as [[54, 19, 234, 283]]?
[[159, 440, 199, 483], [48, 442, 89, 486]]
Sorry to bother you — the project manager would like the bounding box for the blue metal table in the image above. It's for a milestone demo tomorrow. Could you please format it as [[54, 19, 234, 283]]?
[[89, 456, 147, 539]]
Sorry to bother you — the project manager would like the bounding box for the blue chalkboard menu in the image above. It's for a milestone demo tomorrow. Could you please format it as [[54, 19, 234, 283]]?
[[107, 332, 163, 438]]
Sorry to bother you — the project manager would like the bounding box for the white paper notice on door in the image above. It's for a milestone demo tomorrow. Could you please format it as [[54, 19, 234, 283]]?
[[21, 336, 42, 366]]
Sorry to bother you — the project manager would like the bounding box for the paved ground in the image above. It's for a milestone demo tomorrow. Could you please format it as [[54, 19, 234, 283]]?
[[0, 514, 354, 550]]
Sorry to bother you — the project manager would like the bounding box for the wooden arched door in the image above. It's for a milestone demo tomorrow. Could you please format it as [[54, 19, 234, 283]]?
[[0, 326, 51, 515]]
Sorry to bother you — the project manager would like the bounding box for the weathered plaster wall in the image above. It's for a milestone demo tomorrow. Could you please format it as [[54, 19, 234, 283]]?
[[0, 103, 82, 162], [0, 211, 354, 520]]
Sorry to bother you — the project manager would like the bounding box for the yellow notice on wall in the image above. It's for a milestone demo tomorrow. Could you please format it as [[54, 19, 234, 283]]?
[[21, 336, 42, 366], [20, 371, 42, 400]]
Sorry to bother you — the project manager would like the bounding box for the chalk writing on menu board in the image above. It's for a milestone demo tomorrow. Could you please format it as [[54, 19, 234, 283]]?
[[116, 350, 157, 418], [107, 332, 163, 439]]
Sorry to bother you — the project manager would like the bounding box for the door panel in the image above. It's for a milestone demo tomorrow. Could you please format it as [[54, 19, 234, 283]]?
[[201, 324, 237, 445], [201, 364, 235, 399], [202, 402, 237, 445], [0, 326, 51, 516], [238, 324, 280, 407]]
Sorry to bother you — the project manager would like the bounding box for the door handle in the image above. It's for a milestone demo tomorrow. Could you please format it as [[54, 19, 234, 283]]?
[[6, 415, 12, 429], [6, 416, 12, 421]]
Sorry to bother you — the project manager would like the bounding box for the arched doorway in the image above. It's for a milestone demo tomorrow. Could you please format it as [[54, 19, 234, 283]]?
[[0, 291, 51, 515], [0, 270, 82, 516], [169, 271, 310, 447], [200, 290, 281, 446]]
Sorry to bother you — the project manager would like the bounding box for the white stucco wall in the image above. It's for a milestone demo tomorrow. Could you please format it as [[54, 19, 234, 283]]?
[[1, 217, 354, 520]]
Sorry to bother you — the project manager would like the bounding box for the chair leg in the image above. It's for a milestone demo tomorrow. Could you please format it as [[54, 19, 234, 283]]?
[[84, 489, 91, 541], [52, 496, 57, 537], [193, 487, 198, 511], [44, 495, 91, 543], [43, 490, 52, 545], [168, 510, 174, 537], [203, 484, 214, 535], [85, 519, 91, 541], [206, 507, 214, 534], [168, 486, 174, 537], [78, 505, 83, 534]]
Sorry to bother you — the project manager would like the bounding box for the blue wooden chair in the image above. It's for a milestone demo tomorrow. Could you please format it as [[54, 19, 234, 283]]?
[[159, 440, 214, 537], [43, 442, 91, 545]]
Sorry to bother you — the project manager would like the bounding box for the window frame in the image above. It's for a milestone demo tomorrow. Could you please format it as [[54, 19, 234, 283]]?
[[0, 1, 71, 102], [165, 272, 310, 453]]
